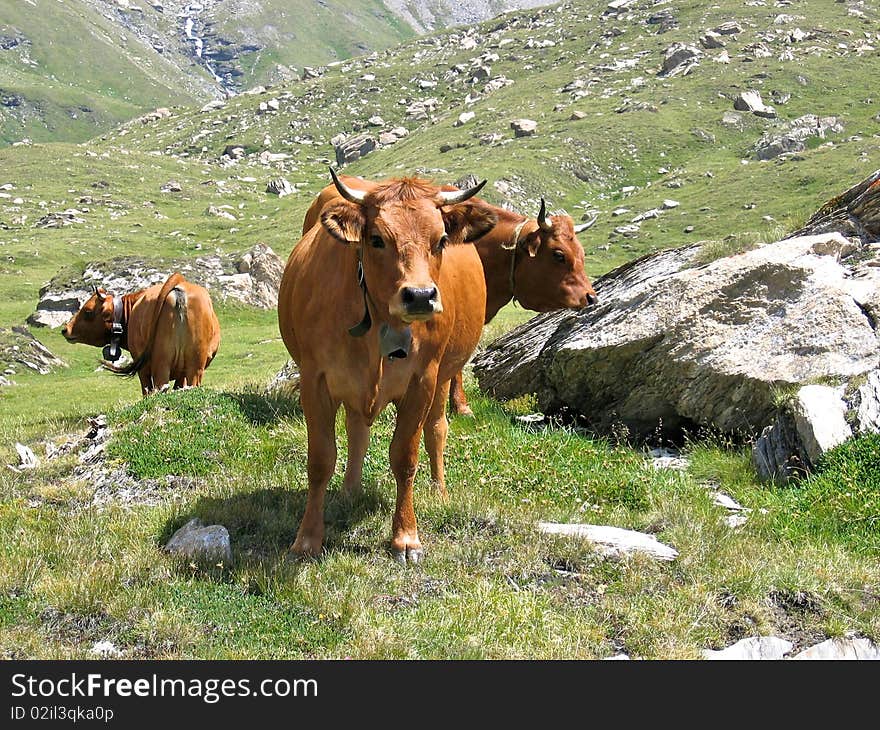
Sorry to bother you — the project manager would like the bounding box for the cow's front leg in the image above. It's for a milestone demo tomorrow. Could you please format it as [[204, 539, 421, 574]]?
[[448, 369, 473, 416], [424, 378, 450, 500], [291, 369, 339, 558], [389, 374, 435, 564]]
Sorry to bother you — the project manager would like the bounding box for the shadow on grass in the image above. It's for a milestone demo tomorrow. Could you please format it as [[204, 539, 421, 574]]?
[[161, 482, 389, 574], [222, 388, 301, 426]]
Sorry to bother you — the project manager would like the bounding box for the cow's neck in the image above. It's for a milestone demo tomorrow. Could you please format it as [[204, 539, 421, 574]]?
[[116, 290, 146, 350], [475, 212, 535, 322]]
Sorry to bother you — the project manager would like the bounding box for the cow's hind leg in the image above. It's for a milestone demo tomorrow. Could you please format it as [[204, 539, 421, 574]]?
[[291, 370, 338, 558], [389, 374, 435, 564], [342, 406, 370, 498], [137, 368, 153, 397], [448, 369, 473, 416], [424, 379, 450, 500]]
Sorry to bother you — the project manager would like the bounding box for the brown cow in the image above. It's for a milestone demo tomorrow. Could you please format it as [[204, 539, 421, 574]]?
[[302, 176, 598, 415], [61, 273, 221, 396], [279, 171, 496, 562]]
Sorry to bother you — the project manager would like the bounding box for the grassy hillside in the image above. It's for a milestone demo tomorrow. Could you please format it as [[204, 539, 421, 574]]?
[[0, 0, 879, 659]]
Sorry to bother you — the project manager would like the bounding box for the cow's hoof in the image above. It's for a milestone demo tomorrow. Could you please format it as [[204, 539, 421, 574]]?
[[451, 405, 474, 418], [391, 546, 424, 565], [289, 537, 322, 560]]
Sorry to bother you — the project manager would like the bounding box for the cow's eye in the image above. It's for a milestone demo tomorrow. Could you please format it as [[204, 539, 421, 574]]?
[[552, 250, 566, 264], [370, 234, 385, 249], [437, 234, 449, 250], [83, 309, 95, 321]]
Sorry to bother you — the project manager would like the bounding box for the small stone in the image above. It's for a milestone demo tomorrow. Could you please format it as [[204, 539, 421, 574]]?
[[160, 180, 182, 193], [367, 115, 385, 127], [165, 518, 233, 566], [538, 522, 678, 561], [454, 112, 475, 127], [265, 177, 294, 197], [570, 110, 587, 120], [661, 199, 680, 209], [90, 640, 122, 658], [510, 118, 537, 137]]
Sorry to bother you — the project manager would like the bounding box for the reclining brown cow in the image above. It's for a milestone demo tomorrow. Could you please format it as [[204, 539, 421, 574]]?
[[61, 272, 221, 396], [279, 171, 496, 562], [302, 175, 597, 415]]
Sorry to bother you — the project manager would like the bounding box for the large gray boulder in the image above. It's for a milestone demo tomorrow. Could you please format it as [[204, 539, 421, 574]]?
[[29, 243, 284, 327], [474, 231, 880, 445]]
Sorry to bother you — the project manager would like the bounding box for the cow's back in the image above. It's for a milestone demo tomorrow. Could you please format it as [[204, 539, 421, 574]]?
[[128, 280, 220, 379]]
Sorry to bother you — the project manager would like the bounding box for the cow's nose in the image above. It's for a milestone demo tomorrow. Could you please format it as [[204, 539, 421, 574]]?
[[60, 326, 68, 337], [586, 292, 599, 306], [401, 286, 438, 314]]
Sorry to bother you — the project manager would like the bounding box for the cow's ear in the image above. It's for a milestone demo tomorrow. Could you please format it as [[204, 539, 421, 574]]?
[[520, 230, 542, 258], [441, 200, 498, 243], [321, 201, 365, 245]]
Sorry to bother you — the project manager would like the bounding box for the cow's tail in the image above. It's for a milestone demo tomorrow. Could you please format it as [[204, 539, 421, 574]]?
[[103, 273, 186, 376]]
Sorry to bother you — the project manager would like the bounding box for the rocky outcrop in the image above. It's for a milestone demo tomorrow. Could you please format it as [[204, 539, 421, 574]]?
[[474, 172, 880, 478], [0, 326, 66, 379], [755, 115, 845, 160], [29, 244, 284, 328], [474, 231, 880, 439]]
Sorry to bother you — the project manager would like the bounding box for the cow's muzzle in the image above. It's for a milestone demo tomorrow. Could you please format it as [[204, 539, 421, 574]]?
[[400, 286, 441, 320]]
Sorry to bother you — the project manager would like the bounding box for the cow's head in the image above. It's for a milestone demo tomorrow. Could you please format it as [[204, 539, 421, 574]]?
[[61, 288, 114, 347], [513, 199, 597, 312], [321, 170, 497, 324]]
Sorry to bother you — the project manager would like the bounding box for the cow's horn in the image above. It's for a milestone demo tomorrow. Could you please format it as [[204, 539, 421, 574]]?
[[573, 214, 598, 234], [537, 198, 552, 231], [329, 167, 367, 203], [437, 179, 487, 205]]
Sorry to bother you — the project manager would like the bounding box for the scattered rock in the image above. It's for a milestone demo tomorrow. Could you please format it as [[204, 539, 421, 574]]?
[[753, 384, 857, 482], [265, 177, 294, 197], [570, 110, 587, 121], [658, 43, 702, 77], [510, 118, 537, 137], [160, 180, 182, 193], [455, 111, 476, 126], [90, 640, 122, 658], [648, 446, 688, 470], [9, 443, 37, 471], [268, 359, 300, 392], [703, 637, 793, 660], [733, 90, 776, 119], [792, 637, 880, 660], [334, 133, 376, 166], [699, 31, 725, 49], [164, 518, 233, 566], [538, 522, 678, 561], [205, 205, 236, 221], [35, 210, 85, 228]]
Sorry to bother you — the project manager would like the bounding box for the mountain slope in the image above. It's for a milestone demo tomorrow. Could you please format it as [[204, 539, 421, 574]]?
[[91, 0, 879, 273], [0, 0, 219, 145]]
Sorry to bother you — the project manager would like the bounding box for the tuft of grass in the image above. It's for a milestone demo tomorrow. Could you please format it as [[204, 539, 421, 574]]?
[[108, 388, 257, 479], [770, 435, 880, 555]]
